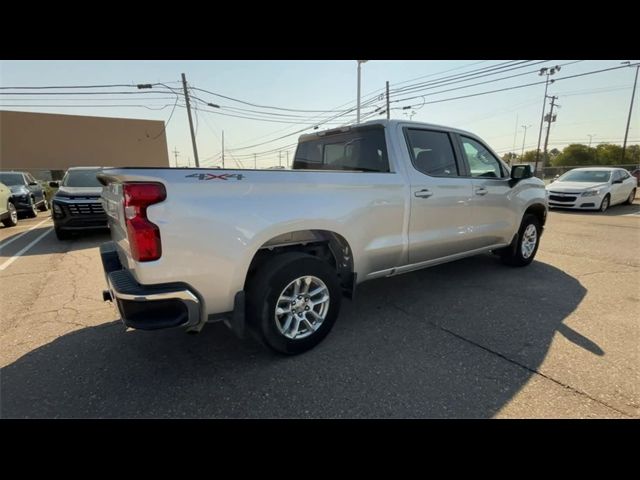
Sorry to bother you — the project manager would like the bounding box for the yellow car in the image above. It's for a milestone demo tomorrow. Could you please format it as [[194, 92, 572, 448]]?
[[0, 181, 19, 227]]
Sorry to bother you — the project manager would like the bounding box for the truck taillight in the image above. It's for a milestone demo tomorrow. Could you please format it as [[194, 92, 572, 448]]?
[[123, 182, 166, 262]]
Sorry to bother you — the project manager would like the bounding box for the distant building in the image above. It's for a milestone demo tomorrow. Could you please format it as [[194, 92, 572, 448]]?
[[0, 110, 170, 180]]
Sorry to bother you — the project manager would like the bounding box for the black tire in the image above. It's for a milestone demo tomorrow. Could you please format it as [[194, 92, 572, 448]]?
[[55, 227, 72, 240], [246, 252, 342, 355], [2, 202, 18, 227], [625, 188, 636, 205], [26, 197, 38, 218], [500, 214, 542, 267], [599, 194, 610, 213], [38, 198, 49, 212]]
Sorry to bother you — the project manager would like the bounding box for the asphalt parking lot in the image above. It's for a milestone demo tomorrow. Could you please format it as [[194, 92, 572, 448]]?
[[1, 202, 639, 419]]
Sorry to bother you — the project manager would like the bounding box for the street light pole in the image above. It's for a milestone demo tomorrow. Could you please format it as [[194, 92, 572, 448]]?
[[621, 61, 639, 163], [356, 60, 368, 124], [521, 124, 532, 159]]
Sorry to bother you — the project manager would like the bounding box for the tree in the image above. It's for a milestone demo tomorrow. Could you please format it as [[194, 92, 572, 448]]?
[[520, 150, 540, 164], [595, 144, 623, 165], [552, 144, 595, 166]]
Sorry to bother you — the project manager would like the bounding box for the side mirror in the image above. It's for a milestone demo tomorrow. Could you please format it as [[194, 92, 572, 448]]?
[[49, 181, 60, 188], [29, 181, 39, 186], [612, 179, 623, 184], [509, 164, 533, 187], [511, 164, 533, 180]]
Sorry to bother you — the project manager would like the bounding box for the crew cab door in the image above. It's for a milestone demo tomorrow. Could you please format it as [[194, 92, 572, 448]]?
[[454, 134, 518, 249], [403, 128, 474, 264]]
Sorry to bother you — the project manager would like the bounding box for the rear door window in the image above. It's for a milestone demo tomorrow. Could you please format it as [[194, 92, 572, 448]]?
[[404, 129, 460, 177], [293, 126, 390, 172]]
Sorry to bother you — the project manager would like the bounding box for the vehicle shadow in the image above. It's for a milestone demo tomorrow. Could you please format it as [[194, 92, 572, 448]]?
[[1, 255, 590, 418]]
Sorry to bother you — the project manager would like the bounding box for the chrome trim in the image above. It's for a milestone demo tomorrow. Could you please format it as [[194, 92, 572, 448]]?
[[107, 275, 201, 328]]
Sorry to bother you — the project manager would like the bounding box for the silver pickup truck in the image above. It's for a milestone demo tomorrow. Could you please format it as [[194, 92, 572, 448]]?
[[98, 119, 548, 354]]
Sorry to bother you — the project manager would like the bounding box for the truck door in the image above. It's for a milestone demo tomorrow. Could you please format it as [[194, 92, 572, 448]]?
[[404, 128, 474, 264], [455, 134, 517, 249]]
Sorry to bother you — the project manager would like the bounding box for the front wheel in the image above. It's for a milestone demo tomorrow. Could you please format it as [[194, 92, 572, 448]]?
[[500, 214, 542, 267], [2, 202, 18, 227], [625, 188, 636, 205], [599, 194, 610, 213], [246, 252, 342, 355], [38, 198, 49, 212]]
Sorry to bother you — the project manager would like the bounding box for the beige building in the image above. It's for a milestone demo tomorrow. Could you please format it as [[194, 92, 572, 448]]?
[[0, 110, 170, 179]]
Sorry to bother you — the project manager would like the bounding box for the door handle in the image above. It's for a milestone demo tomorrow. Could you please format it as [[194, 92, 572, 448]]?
[[475, 187, 488, 196], [414, 189, 433, 198]]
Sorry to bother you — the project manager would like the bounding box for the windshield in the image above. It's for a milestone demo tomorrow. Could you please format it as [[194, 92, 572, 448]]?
[[558, 170, 611, 183], [0, 172, 24, 186], [62, 170, 103, 187]]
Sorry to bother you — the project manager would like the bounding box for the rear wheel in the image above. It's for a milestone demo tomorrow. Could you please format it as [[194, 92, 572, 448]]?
[[625, 188, 636, 205], [246, 252, 342, 355], [500, 214, 541, 267], [2, 202, 18, 227], [38, 198, 49, 211]]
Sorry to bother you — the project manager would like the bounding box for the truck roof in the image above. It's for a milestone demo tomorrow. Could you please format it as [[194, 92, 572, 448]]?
[[298, 119, 479, 143]]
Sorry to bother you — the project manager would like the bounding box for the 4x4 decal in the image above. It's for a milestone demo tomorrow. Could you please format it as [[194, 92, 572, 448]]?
[[186, 173, 245, 181]]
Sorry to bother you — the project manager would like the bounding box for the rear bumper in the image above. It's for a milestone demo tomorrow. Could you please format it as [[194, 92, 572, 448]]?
[[100, 241, 202, 330]]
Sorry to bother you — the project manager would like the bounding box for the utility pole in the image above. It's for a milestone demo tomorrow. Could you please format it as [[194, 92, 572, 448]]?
[[221, 130, 225, 168], [521, 124, 532, 159], [172, 147, 180, 167], [386, 81, 390, 120], [534, 66, 561, 174], [542, 96, 559, 170], [356, 60, 368, 123], [621, 62, 639, 163], [181, 73, 200, 168], [254, 153, 257, 169], [587, 134, 596, 148]]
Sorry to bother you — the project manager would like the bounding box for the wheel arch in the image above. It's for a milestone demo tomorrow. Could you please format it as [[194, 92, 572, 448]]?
[[243, 229, 356, 297]]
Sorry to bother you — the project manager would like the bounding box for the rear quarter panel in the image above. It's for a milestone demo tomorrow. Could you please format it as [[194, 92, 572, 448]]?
[[101, 168, 408, 314]]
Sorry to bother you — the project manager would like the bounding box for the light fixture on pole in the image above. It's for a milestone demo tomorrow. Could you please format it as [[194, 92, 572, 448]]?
[[356, 60, 368, 124], [534, 65, 561, 174]]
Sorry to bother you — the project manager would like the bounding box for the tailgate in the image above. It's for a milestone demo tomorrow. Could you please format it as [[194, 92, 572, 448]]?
[[100, 180, 131, 265]]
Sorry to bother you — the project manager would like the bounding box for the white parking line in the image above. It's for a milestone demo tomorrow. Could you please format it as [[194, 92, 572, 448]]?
[[0, 227, 53, 271], [0, 217, 52, 252]]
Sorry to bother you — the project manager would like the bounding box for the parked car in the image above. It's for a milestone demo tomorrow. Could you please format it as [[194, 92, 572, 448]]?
[[546, 167, 637, 212], [98, 119, 548, 354], [0, 171, 48, 218], [51, 167, 107, 240], [0, 181, 18, 227]]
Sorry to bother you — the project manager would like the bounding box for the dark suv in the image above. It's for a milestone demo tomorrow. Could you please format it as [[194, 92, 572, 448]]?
[[0, 171, 49, 218], [51, 167, 108, 240]]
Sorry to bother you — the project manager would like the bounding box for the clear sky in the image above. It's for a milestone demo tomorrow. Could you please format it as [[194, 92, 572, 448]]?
[[1, 60, 638, 168]]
